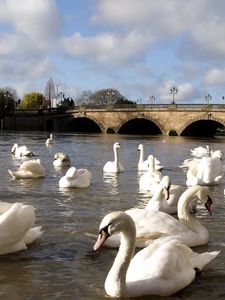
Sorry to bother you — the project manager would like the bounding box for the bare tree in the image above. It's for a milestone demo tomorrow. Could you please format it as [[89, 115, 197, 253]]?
[[44, 78, 56, 107]]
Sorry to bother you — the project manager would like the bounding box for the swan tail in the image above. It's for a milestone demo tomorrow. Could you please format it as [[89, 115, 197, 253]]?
[[24, 226, 43, 245], [193, 250, 220, 271]]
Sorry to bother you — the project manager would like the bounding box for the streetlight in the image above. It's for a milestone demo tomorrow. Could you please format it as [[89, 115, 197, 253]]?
[[170, 86, 178, 104], [205, 94, 212, 106], [149, 95, 155, 104], [107, 89, 115, 105], [137, 98, 142, 104], [3, 91, 10, 111]]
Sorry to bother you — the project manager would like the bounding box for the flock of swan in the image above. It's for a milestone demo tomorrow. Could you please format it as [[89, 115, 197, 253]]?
[[3, 137, 225, 297], [93, 142, 224, 297]]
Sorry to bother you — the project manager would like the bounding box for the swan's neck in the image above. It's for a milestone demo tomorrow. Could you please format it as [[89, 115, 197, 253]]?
[[138, 148, 144, 164], [113, 147, 119, 169], [105, 224, 136, 297], [146, 187, 164, 210], [148, 157, 155, 173], [177, 188, 205, 232]]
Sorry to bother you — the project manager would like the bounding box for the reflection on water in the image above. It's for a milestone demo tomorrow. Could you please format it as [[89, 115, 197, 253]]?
[[103, 173, 119, 195], [0, 132, 225, 299]]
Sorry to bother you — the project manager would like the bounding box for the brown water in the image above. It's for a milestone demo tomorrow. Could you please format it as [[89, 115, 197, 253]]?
[[0, 132, 225, 300]]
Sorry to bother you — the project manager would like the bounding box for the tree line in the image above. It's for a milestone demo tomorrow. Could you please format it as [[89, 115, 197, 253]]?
[[0, 78, 136, 111]]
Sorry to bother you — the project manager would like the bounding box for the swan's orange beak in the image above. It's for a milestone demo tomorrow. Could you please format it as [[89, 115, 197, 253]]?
[[93, 228, 110, 251]]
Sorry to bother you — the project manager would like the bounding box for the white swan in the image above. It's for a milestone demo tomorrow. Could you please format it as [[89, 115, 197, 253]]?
[[137, 144, 163, 172], [0, 202, 43, 255], [59, 166, 92, 188], [46, 133, 54, 146], [103, 142, 124, 173], [93, 211, 220, 298], [100, 186, 212, 248], [139, 155, 162, 192], [11, 143, 34, 157], [8, 159, 46, 179], [146, 176, 186, 214], [185, 150, 224, 186], [53, 152, 71, 168], [190, 145, 212, 158]]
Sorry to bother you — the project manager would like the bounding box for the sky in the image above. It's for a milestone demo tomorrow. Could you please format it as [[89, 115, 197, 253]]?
[[1, 0, 225, 104]]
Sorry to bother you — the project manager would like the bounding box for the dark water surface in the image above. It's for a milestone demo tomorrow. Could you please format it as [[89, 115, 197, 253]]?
[[0, 132, 225, 299]]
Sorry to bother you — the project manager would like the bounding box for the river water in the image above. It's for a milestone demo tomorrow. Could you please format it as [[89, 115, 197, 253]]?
[[0, 132, 225, 300]]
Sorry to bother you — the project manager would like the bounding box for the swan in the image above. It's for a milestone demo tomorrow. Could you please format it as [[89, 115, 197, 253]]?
[[93, 211, 220, 298], [11, 143, 34, 157], [190, 145, 212, 158], [146, 175, 187, 214], [137, 144, 163, 171], [185, 150, 224, 186], [53, 152, 71, 168], [8, 159, 46, 179], [46, 133, 54, 146], [0, 202, 43, 255], [103, 142, 124, 173], [99, 186, 212, 248], [59, 166, 92, 188], [139, 155, 162, 192]]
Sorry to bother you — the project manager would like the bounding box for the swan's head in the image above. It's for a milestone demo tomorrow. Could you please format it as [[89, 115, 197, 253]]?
[[93, 211, 135, 251], [66, 166, 77, 178], [138, 144, 144, 151], [147, 155, 154, 162], [54, 152, 70, 161], [196, 186, 213, 216], [113, 142, 121, 149], [160, 176, 171, 200], [11, 143, 18, 153]]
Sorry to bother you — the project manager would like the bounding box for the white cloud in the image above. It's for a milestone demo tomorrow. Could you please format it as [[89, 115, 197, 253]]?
[[62, 29, 151, 65], [0, 0, 62, 57], [204, 68, 225, 85]]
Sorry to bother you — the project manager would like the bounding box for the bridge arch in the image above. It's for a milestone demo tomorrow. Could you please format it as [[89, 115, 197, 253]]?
[[116, 115, 165, 135], [66, 115, 106, 133], [178, 115, 225, 137]]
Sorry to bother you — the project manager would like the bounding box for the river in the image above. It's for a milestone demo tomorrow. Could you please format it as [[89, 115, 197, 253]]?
[[0, 132, 225, 300]]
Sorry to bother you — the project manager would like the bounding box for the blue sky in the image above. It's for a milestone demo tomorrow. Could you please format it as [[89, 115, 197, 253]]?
[[1, 0, 225, 104]]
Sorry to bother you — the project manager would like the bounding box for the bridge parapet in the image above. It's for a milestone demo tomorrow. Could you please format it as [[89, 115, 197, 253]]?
[[69, 103, 225, 113]]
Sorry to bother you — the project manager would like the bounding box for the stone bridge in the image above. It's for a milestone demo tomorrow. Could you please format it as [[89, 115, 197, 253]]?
[[5, 104, 225, 136], [67, 103, 225, 136]]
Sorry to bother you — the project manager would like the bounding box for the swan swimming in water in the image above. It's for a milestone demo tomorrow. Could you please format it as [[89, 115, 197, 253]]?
[[103, 142, 124, 173], [46, 133, 54, 146], [53, 152, 71, 168], [93, 211, 220, 298], [11, 143, 34, 157], [137, 144, 163, 171], [181, 149, 224, 186], [139, 155, 162, 192], [59, 166, 92, 188], [8, 159, 46, 179], [0, 201, 43, 255], [96, 185, 212, 248]]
